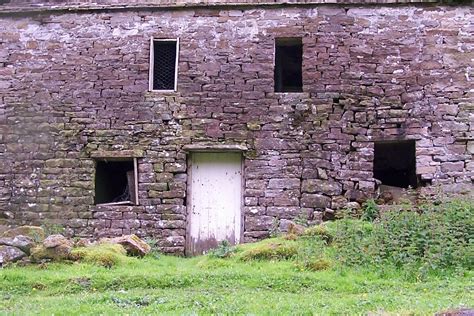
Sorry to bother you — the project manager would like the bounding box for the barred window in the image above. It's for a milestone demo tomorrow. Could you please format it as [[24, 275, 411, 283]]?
[[149, 38, 179, 91]]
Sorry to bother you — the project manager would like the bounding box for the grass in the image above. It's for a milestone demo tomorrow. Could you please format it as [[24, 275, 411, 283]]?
[[1, 200, 472, 314], [1, 254, 472, 315]]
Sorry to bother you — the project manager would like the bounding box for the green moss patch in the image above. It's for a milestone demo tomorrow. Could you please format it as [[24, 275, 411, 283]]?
[[70, 243, 129, 268], [238, 238, 298, 261]]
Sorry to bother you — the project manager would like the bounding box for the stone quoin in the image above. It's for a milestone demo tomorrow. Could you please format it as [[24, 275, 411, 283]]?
[[0, 0, 472, 255]]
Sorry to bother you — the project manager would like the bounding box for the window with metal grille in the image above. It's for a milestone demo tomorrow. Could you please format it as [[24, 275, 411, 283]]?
[[150, 39, 179, 91], [274, 38, 303, 92]]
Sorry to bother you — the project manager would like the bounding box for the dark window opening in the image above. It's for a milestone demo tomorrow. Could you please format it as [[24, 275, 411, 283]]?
[[152, 40, 178, 90], [374, 140, 417, 189], [274, 38, 303, 92], [95, 159, 137, 205]]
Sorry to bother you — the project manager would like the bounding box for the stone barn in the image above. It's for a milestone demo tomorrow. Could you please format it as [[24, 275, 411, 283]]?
[[0, 0, 472, 255]]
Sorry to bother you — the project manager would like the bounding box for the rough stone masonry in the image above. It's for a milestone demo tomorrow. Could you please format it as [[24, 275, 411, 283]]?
[[0, 0, 472, 254]]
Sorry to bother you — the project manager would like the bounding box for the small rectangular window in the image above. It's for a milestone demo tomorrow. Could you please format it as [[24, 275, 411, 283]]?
[[374, 140, 417, 189], [95, 158, 139, 205], [274, 37, 303, 93], [149, 38, 179, 91]]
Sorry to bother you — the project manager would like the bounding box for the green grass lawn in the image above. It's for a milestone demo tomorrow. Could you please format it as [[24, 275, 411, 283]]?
[[1, 254, 472, 315]]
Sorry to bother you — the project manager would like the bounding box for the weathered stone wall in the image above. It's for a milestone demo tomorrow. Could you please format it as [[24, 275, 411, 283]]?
[[0, 3, 473, 254]]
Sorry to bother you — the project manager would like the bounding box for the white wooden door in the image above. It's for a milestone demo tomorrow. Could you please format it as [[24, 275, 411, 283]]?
[[187, 152, 243, 255]]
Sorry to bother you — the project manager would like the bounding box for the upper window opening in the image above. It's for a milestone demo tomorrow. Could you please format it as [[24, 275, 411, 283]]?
[[95, 158, 138, 205], [274, 37, 303, 93], [374, 140, 417, 189], [150, 38, 179, 91]]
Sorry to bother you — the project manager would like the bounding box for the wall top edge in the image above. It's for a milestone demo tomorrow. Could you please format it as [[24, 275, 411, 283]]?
[[1, 0, 464, 15]]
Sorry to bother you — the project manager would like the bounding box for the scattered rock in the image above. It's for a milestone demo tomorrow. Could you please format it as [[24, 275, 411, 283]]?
[[287, 222, 305, 236], [101, 234, 151, 257], [323, 208, 336, 221], [30, 234, 74, 262], [2, 226, 45, 242], [75, 238, 96, 248], [0, 245, 26, 265], [43, 234, 73, 249], [0, 235, 35, 254], [345, 202, 361, 210], [30, 244, 73, 262], [278, 219, 293, 232]]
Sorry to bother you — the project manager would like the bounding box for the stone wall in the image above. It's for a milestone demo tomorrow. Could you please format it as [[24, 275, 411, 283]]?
[[0, 3, 472, 254]]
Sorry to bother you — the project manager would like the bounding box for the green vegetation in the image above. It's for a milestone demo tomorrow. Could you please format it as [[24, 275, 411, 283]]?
[[70, 244, 129, 268], [0, 200, 472, 314]]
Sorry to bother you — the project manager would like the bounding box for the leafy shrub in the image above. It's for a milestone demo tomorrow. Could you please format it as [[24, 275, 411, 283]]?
[[295, 235, 331, 271], [70, 244, 129, 268], [361, 199, 379, 222], [143, 238, 161, 259], [303, 224, 333, 244], [331, 200, 473, 272], [208, 240, 236, 259]]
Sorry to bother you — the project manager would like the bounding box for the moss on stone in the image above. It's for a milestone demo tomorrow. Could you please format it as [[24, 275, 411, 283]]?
[[238, 239, 298, 261], [30, 244, 72, 262], [70, 243, 128, 268], [2, 226, 45, 242]]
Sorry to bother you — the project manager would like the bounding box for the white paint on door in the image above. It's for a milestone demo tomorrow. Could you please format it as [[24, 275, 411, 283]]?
[[187, 152, 242, 255]]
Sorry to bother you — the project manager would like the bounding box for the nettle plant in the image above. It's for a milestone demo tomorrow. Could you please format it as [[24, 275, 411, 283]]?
[[331, 200, 473, 273]]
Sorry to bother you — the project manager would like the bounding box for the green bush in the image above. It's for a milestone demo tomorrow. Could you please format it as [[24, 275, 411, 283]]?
[[361, 199, 379, 222], [295, 235, 331, 271], [143, 238, 161, 259], [331, 200, 473, 272], [303, 224, 333, 244]]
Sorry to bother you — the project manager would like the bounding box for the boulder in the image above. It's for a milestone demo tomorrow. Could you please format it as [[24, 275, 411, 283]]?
[[345, 202, 361, 210], [75, 238, 96, 248], [0, 235, 35, 254], [101, 234, 151, 257], [43, 234, 73, 249], [0, 245, 26, 265], [287, 222, 306, 236], [30, 234, 74, 262], [2, 226, 45, 242], [279, 219, 294, 232], [30, 244, 73, 262]]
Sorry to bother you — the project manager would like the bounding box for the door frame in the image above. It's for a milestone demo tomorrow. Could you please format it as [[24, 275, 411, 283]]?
[[185, 150, 245, 256]]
